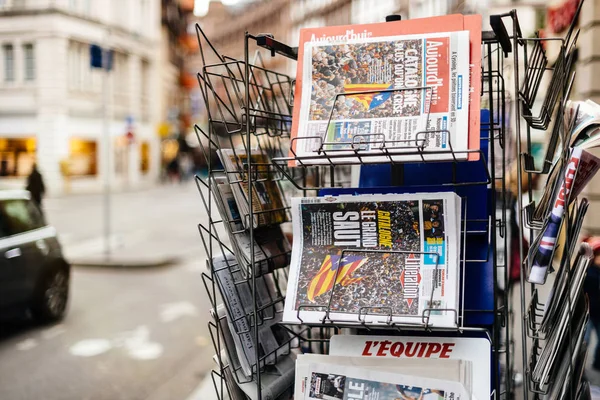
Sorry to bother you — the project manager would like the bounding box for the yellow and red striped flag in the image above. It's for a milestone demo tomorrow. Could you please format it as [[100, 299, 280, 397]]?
[[307, 255, 367, 302]]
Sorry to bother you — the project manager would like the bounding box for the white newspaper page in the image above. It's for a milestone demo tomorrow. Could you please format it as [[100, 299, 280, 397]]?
[[296, 31, 470, 164], [296, 354, 472, 400], [329, 335, 490, 400], [283, 193, 461, 327], [305, 363, 469, 400]]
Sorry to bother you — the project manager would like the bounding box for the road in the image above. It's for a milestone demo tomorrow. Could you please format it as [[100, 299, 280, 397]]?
[[0, 182, 217, 400]]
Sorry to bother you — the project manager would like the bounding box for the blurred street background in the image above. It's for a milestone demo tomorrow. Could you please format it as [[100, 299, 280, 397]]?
[[0, 183, 216, 400], [0, 0, 599, 399]]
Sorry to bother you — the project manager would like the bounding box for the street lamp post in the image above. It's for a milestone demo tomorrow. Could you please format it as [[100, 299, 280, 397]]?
[[90, 43, 113, 261], [102, 50, 111, 261]]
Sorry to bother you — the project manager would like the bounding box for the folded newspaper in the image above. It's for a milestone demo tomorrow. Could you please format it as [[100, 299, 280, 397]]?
[[217, 149, 288, 229], [283, 193, 461, 327], [211, 175, 291, 275], [292, 29, 471, 164], [566, 99, 600, 149], [328, 335, 489, 400], [211, 305, 296, 400], [212, 254, 294, 377], [298, 360, 470, 400], [527, 146, 600, 284]]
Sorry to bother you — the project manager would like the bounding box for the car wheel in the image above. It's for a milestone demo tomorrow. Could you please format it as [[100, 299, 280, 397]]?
[[31, 266, 69, 323]]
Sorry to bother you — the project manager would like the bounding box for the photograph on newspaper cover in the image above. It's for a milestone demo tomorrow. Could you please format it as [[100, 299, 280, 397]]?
[[308, 372, 454, 400]]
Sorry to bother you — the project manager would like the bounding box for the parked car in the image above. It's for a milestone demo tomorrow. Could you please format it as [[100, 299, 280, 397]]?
[[0, 190, 70, 322]]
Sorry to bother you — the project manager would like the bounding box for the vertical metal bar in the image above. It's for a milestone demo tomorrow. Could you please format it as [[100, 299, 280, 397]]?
[[244, 32, 261, 398], [500, 57, 512, 399], [487, 41, 501, 399], [102, 49, 111, 261], [511, 10, 530, 400]]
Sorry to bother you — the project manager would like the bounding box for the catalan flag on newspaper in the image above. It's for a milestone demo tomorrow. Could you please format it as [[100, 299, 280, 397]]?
[[307, 255, 367, 302], [344, 83, 393, 110]]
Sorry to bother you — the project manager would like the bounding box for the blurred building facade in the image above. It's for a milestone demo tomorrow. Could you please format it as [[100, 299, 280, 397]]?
[[0, 0, 194, 194]]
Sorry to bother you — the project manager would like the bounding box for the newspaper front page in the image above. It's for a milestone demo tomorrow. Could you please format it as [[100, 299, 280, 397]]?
[[304, 363, 468, 400], [328, 335, 489, 400], [295, 31, 470, 164], [283, 193, 461, 327]]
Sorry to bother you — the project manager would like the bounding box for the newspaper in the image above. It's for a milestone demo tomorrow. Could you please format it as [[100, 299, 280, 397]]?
[[531, 291, 588, 392], [212, 254, 293, 377], [283, 193, 461, 327], [302, 362, 469, 400], [527, 146, 600, 284], [296, 355, 472, 400], [540, 243, 592, 336], [546, 334, 588, 400], [293, 30, 471, 164], [211, 175, 291, 275], [566, 99, 600, 149], [210, 306, 297, 400], [216, 149, 288, 229], [329, 335, 489, 400]]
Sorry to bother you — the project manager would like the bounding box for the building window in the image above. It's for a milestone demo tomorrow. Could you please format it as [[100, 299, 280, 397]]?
[[141, 59, 149, 122], [3, 44, 14, 82], [23, 43, 35, 81], [140, 141, 150, 173], [0, 138, 36, 177], [69, 138, 97, 176]]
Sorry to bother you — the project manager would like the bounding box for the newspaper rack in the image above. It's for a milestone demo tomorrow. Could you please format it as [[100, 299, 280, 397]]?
[[190, 8, 588, 400], [495, 5, 593, 400]]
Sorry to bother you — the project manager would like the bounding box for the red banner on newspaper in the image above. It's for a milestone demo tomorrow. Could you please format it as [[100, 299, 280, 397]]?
[[425, 37, 449, 114]]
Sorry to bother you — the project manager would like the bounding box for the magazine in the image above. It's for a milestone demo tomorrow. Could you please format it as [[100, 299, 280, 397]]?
[[329, 335, 490, 400], [289, 15, 482, 166], [527, 146, 600, 284], [211, 175, 291, 275], [217, 148, 288, 229], [283, 193, 461, 327], [212, 254, 293, 377], [296, 355, 472, 400], [303, 363, 469, 400], [566, 99, 600, 149]]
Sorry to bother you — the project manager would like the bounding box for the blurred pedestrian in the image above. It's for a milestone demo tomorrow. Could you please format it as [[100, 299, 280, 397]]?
[[26, 163, 45, 209], [166, 157, 181, 183], [584, 237, 600, 370]]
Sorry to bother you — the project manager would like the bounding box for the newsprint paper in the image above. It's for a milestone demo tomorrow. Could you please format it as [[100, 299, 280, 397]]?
[[299, 360, 470, 400], [295, 30, 470, 164], [283, 193, 461, 327], [329, 335, 489, 400]]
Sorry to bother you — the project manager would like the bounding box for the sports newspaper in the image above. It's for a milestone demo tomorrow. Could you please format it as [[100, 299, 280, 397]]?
[[294, 30, 470, 164], [302, 362, 469, 400], [283, 193, 461, 327]]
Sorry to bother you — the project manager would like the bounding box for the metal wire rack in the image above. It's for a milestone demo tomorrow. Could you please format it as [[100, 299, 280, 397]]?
[[188, 10, 555, 400], [497, 1, 591, 399]]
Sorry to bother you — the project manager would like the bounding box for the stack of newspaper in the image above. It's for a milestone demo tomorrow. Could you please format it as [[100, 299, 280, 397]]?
[[294, 335, 489, 400], [529, 243, 592, 397], [211, 174, 291, 276], [289, 14, 482, 165], [283, 192, 462, 328], [209, 254, 297, 400], [213, 149, 292, 276], [217, 149, 288, 229]]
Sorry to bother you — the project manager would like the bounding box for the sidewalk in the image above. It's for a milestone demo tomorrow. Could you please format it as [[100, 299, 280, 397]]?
[[44, 181, 211, 268]]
